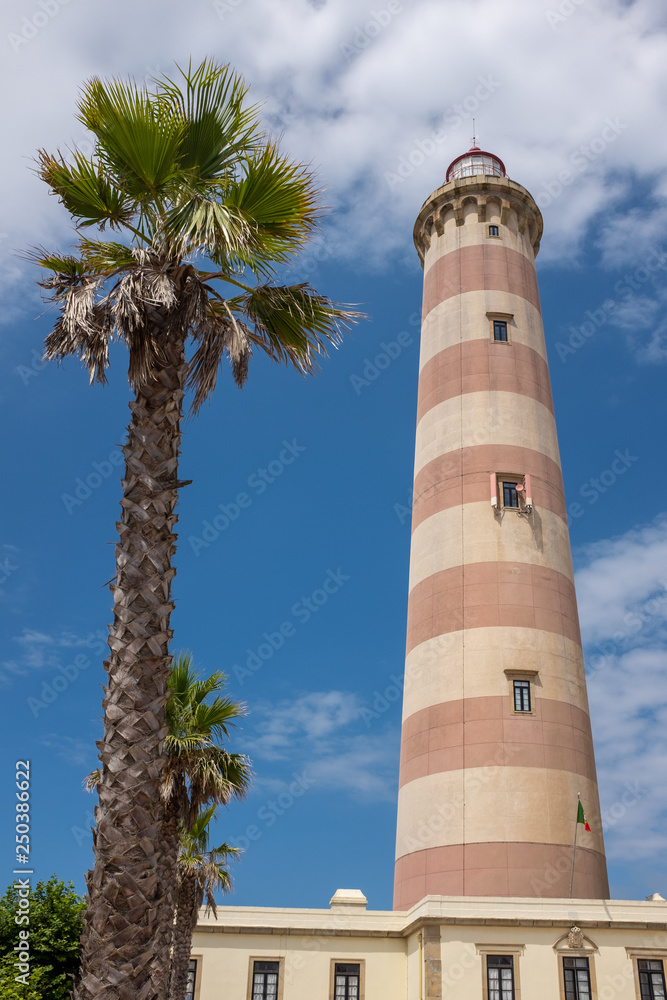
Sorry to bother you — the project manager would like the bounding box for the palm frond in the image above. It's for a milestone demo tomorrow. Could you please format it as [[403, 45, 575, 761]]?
[[186, 300, 252, 410], [234, 283, 364, 374], [37, 148, 134, 229], [164, 194, 250, 259], [21, 246, 86, 281], [78, 77, 186, 202], [79, 238, 137, 273], [156, 59, 261, 180], [84, 768, 101, 791], [223, 144, 322, 274]]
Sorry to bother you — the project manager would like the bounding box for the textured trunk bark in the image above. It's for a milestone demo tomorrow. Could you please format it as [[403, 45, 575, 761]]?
[[73, 332, 187, 1000], [161, 797, 182, 967], [168, 876, 198, 1000]]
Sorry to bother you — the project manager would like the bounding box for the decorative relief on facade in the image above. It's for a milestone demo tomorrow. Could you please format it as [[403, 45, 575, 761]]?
[[568, 926, 584, 949]]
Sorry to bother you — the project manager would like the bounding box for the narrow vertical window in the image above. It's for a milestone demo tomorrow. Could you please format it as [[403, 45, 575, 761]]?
[[185, 959, 197, 1000], [639, 959, 667, 999], [502, 480, 518, 508], [563, 957, 592, 999], [335, 963, 360, 1000], [493, 319, 508, 342], [487, 955, 514, 1000], [253, 961, 280, 1000], [488, 224, 500, 237], [513, 680, 531, 713]]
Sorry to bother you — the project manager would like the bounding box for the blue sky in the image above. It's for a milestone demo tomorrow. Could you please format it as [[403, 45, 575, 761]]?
[[2, 0, 667, 911]]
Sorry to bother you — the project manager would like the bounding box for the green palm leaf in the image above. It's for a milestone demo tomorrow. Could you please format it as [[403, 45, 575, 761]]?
[[222, 144, 322, 273], [157, 59, 261, 180], [37, 149, 133, 229], [234, 283, 363, 373], [78, 77, 186, 203]]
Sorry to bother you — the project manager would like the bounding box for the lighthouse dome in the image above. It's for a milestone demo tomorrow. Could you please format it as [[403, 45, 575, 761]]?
[[446, 144, 506, 183]]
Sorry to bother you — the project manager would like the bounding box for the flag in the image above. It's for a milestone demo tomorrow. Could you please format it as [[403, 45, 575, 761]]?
[[577, 800, 591, 832]]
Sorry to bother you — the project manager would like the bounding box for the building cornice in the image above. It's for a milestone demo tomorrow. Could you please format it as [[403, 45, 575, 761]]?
[[195, 896, 667, 941]]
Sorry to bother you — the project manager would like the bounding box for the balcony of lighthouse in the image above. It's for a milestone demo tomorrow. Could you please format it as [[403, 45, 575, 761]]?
[[413, 177, 543, 268]]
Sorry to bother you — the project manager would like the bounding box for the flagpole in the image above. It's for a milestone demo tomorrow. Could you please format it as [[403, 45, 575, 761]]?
[[569, 793, 580, 899]]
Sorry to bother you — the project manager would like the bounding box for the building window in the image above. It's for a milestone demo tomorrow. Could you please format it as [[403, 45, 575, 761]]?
[[252, 961, 280, 1000], [185, 959, 197, 1000], [563, 957, 592, 999], [335, 963, 361, 999], [502, 480, 519, 508], [513, 680, 531, 713], [487, 955, 515, 1000], [488, 224, 500, 237], [493, 320, 508, 342], [639, 959, 667, 999]]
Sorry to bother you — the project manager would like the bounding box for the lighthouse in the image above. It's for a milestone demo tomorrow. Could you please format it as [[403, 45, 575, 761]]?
[[393, 145, 610, 909]]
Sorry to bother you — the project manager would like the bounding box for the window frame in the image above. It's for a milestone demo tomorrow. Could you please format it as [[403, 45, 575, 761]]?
[[638, 958, 667, 999], [488, 224, 500, 237], [487, 312, 513, 345], [185, 956, 203, 1000], [476, 944, 524, 1000], [486, 312, 514, 347], [494, 319, 509, 343], [513, 679, 531, 713], [497, 475, 522, 511], [504, 669, 538, 716], [486, 954, 516, 1000], [627, 950, 667, 1000], [247, 957, 284, 1000], [329, 959, 365, 1000], [562, 956, 593, 999]]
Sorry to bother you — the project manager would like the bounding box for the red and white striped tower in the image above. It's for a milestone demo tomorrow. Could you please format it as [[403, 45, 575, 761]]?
[[393, 146, 609, 909]]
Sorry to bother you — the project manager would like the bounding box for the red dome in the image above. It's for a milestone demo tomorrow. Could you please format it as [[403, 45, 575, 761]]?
[[446, 145, 506, 183]]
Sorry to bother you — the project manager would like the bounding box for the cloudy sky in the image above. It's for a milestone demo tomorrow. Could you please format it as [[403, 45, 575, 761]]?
[[1, 0, 667, 909]]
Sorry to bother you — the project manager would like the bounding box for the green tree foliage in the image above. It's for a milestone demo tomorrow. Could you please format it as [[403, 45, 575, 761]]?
[[0, 877, 85, 999]]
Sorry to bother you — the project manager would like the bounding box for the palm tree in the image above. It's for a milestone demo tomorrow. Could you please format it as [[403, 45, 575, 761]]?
[[31, 59, 360, 1000], [169, 806, 239, 1000], [84, 653, 251, 997], [161, 652, 251, 950]]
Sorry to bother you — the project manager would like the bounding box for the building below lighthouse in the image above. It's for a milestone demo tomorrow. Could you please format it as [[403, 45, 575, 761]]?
[[188, 148, 667, 1000]]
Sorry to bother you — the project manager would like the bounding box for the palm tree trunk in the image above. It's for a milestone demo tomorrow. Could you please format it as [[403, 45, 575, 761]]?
[[161, 796, 182, 963], [73, 332, 187, 1000], [168, 876, 198, 1000]]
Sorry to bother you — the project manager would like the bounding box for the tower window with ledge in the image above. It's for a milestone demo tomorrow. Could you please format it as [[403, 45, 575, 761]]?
[[513, 680, 531, 713], [494, 320, 508, 342], [488, 224, 500, 237]]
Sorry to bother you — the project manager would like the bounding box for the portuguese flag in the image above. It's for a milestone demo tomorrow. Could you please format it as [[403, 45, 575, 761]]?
[[577, 800, 591, 832]]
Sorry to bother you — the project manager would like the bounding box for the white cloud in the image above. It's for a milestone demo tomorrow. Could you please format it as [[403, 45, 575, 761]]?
[[3, 0, 667, 315], [575, 515, 667, 869], [575, 515, 667, 648], [0, 628, 91, 685], [245, 689, 398, 801]]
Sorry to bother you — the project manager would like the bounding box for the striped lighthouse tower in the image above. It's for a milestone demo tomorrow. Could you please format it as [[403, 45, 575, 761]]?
[[393, 146, 609, 909]]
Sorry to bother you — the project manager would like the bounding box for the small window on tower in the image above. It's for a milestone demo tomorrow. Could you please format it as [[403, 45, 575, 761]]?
[[502, 480, 519, 508], [493, 320, 508, 342], [488, 224, 500, 237], [513, 680, 531, 713]]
